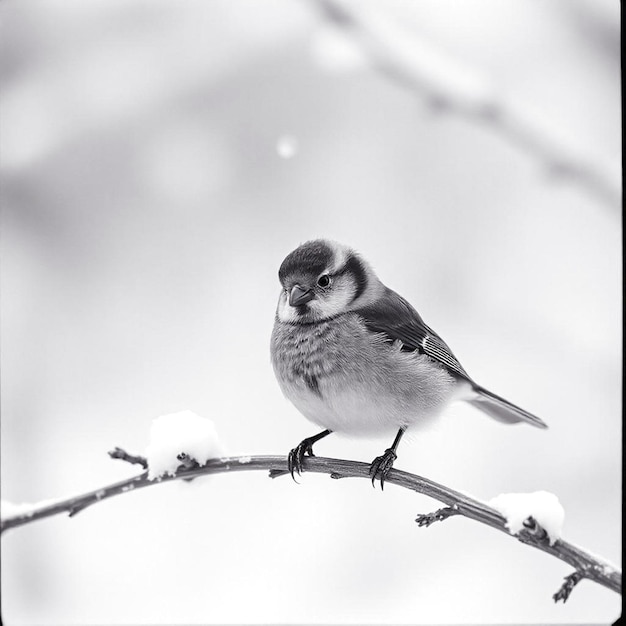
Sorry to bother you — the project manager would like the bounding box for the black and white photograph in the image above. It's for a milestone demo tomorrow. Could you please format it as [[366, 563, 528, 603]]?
[[0, 1, 621, 624]]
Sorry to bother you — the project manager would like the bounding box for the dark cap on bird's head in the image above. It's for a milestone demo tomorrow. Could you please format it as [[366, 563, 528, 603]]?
[[278, 239, 335, 286]]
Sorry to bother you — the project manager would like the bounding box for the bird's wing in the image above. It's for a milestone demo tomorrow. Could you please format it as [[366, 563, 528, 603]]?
[[355, 287, 472, 381]]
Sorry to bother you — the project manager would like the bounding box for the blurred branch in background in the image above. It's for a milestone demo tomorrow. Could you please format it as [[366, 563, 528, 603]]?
[[1, 451, 621, 602], [311, 0, 621, 211]]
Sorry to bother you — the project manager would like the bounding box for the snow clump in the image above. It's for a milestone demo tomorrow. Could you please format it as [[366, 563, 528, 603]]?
[[489, 490, 565, 546], [144, 410, 223, 480]]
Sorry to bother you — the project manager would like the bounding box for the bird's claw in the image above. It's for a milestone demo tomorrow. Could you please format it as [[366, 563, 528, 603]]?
[[369, 448, 397, 489], [287, 439, 316, 480]]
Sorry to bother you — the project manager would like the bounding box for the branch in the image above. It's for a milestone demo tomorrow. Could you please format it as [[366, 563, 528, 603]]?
[[310, 0, 621, 211], [1, 452, 620, 602], [108, 446, 148, 468]]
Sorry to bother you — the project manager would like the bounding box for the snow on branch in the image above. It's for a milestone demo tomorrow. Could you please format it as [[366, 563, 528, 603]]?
[[310, 0, 621, 211], [1, 450, 621, 602]]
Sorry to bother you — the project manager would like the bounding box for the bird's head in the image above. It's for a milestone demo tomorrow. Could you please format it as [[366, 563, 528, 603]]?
[[276, 239, 381, 323]]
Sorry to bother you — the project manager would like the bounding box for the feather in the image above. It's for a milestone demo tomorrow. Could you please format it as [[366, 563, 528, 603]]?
[[356, 287, 548, 429], [355, 287, 471, 380], [469, 385, 548, 429]]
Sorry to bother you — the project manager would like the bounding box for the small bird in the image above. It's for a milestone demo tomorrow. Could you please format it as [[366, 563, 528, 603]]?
[[270, 239, 547, 487]]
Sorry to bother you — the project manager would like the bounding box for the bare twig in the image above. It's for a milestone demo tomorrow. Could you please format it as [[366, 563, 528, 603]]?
[[553, 570, 585, 603], [1, 452, 620, 602], [311, 0, 621, 211], [108, 447, 148, 468], [415, 505, 460, 527]]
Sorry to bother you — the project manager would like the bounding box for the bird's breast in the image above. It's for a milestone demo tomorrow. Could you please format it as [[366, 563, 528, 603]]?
[[270, 318, 344, 394], [271, 314, 458, 435]]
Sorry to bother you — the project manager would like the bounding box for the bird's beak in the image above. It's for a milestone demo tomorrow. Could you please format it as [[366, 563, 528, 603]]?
[[289, 285, 314, 307]]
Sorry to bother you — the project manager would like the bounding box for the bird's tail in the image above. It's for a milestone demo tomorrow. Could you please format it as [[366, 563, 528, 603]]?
[[467, 384, 548, 429]]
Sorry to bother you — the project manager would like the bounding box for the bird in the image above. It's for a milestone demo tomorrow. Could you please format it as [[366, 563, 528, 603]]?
[[270, 239, 547, 488]]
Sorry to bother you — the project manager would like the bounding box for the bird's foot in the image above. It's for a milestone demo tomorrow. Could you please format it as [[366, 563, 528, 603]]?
[[369, 448, 397, 489], [287, 438, 317, 480]]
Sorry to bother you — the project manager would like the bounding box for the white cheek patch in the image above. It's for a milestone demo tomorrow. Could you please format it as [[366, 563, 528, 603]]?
[[276, 280, 356, 322], [276, 291, 300, 323], [310, 277, 355, 319]]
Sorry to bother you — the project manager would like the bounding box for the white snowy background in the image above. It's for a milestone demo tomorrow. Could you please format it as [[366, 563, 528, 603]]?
[[1, 0, 621, 624]]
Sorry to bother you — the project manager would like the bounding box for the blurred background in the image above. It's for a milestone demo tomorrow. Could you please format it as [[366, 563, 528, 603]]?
[[0, 0, 621, 623]]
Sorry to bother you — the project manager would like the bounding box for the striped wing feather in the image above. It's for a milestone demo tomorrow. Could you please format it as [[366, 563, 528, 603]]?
[[355, 287, 471, 381], [355, 288, 547, 429]]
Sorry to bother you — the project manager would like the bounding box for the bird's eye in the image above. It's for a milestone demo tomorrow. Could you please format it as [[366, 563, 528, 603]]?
[[317, 274, 331, 288]]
